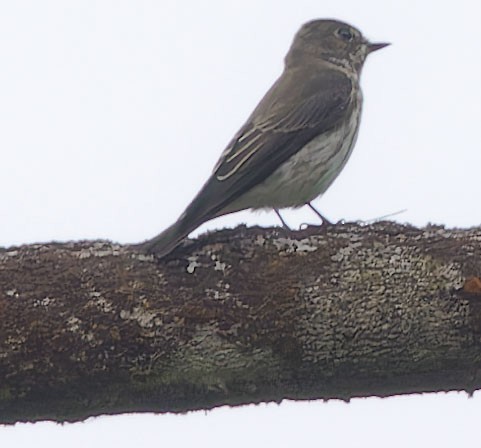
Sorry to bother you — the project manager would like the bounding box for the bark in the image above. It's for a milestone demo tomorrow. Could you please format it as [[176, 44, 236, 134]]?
[[0, 221, 481, 424]]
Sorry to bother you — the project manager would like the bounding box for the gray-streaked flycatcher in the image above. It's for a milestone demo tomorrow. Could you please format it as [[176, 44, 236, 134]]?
[[137, 19, 389, 257]]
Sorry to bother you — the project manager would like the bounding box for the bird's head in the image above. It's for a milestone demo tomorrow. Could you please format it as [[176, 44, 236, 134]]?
[[285, 19, 389, 73]]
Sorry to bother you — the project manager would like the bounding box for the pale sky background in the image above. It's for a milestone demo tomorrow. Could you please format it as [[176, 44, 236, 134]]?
[[1, 0, 480, 446]]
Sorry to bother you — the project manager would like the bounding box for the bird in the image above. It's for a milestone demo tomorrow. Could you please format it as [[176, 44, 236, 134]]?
[[137, 19, 389, 257]]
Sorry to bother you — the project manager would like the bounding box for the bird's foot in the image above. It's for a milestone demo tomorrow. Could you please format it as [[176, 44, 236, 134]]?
[[274, 208, 292, 231], [306, 202, 333, 226]]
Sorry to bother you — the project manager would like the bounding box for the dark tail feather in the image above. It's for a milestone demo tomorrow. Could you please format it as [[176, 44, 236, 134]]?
[[133, 219, 195, 258], [134, 188, 225, 257]]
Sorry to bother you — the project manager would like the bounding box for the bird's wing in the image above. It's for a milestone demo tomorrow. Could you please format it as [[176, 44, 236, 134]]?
[[181, 68, 353, 227]]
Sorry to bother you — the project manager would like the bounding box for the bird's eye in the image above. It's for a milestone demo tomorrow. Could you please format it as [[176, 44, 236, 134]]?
[[336, 27, 354, 41]]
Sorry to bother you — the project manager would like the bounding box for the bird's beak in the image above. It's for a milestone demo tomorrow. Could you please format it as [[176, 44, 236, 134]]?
[[367, 42, 391, 53]]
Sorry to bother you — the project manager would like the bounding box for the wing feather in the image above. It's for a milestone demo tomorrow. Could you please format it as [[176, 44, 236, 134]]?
[[180, 67, 354, 228]]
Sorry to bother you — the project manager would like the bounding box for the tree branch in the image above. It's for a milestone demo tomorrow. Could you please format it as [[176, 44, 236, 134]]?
[[1, 222, 481, 424]]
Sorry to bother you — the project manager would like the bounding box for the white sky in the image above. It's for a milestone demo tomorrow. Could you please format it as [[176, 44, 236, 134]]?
[[1, 0, 480, 446]]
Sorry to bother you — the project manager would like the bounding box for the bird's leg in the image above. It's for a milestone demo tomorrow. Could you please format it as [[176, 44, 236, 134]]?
[[274, 208, 291, 230], [307, 202, 333, 226]]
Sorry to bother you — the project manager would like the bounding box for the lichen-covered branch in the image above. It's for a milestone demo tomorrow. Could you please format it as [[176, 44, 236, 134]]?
[[1, 222, 481, 424]]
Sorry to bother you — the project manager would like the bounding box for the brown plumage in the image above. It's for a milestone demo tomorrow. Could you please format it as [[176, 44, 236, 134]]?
[[136, 19, 389, 257]]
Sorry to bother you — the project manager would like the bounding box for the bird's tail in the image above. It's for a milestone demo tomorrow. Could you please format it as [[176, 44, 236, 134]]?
[[133, 218, 195, 258], [133, 182, 227, 257]]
